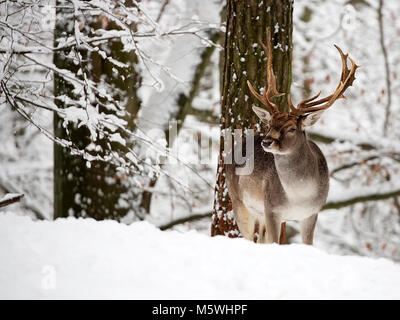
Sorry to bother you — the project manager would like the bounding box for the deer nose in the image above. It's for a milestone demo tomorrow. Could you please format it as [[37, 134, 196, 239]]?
[[262, 140, 273, 148]]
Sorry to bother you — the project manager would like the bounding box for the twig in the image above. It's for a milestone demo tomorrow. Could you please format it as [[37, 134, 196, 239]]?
[[159, 211, 212, 230], [0, 193, 24, 208], [323, 188, 400, 210], [156, 0, 170, 23], [309, 132, 375, 151], [330, 156, 378, 176], [378, 0, 392, 136]]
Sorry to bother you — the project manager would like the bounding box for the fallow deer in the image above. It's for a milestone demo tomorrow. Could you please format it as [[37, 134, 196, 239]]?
[[225, 28, 358, 244]]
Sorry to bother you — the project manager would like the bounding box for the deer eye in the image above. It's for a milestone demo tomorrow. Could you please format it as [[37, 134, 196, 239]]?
[[287, 128, 296, 133]]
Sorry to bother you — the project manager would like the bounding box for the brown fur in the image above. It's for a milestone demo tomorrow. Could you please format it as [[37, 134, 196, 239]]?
[[225, 115, 329, 244]]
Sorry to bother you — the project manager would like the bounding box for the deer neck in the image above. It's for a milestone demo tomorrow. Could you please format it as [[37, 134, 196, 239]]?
[[273, 138, 317, 189]]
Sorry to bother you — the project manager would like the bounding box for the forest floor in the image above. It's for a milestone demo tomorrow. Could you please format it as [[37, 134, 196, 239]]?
[[1, 211, 399, 299]]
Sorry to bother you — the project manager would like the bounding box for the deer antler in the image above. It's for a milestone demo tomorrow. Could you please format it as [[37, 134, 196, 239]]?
[[288, 45, 360, 116], [247, 28, 285, 114]]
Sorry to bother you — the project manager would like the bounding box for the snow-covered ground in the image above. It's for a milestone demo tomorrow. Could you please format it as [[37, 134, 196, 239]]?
[[1, 212, 399, 300]]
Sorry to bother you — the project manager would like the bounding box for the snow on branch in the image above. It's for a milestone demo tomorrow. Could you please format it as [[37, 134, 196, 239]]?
[[324, 188, 400, 211], [0, 193, 24, 208], [0, 0, 221, 194]]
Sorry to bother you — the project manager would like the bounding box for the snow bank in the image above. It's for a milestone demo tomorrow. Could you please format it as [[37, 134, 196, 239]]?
[[0, 212, 399, 299]]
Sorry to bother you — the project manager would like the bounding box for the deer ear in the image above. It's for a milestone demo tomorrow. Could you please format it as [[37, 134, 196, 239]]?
[[252, 106, 271, 123], [301, 110, 325, 128]]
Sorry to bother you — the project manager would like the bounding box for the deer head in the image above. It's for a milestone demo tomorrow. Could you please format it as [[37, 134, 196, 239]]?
[[247, 28, 359, 155]]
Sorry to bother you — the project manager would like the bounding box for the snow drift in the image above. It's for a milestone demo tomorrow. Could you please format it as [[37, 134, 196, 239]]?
[[0, 212, 399, 299]]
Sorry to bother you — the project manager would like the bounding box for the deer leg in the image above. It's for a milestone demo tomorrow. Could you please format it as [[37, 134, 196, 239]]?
[[300, 213, 318, 245], [231, 199, 254, 241], [264, 211, 282, 243], [259, 224, 267, 243]]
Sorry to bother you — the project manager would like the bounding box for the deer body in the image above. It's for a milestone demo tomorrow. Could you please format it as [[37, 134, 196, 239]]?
[[226, 136, 328, 244], [225, 28, 358, 245]]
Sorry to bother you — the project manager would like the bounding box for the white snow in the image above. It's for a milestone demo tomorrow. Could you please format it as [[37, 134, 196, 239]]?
[[0, 193, 22, 202], [1, 212, 399, 300]]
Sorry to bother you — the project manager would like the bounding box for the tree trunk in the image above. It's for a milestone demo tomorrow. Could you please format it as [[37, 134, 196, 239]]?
[[211, 0, 293, 240], [53, 1, 141, 220]]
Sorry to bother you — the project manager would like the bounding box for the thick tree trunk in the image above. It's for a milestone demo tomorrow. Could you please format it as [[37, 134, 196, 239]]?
[[53, 1, 141, 220], [211, 0, 293, 239]]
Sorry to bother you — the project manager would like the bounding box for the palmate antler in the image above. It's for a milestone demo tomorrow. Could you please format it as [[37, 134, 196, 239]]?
[[247, 27, 359, 117], [247, 28, 285, 115], [288, 45, 360, 116]]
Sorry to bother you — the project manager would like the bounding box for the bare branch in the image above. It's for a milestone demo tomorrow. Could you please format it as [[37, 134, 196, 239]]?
[[0, 193, 24, 208], [159, 211, 212, 231], [323, 188, 400, 210]]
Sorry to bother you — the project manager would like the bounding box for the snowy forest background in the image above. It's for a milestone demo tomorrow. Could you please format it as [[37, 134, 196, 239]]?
[[1, 0, 400, 264]]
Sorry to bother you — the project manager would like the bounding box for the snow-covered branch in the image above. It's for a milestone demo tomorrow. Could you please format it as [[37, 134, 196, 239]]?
[[0, 0, 221, 193], [0, 193, 24, 208]]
